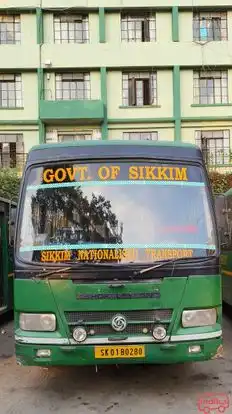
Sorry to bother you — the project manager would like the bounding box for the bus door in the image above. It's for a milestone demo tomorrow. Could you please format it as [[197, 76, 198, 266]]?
[[214, 194, 229, 248], [215, 193, 232, 305], [225, 194, 232, 245]]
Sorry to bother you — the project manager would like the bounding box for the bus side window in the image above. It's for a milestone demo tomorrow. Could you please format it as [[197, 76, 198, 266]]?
[[215, 195, 229, 246]]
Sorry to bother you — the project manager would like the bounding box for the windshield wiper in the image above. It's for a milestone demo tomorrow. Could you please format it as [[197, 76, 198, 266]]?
[[25, 256, 217, 279], [133, 256, 217, 276], [32, 266, 73, 279], [32, 262, 125, 279]]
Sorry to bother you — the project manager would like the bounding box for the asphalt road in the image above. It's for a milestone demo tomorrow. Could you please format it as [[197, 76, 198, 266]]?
[[0, 316, 232, 414]]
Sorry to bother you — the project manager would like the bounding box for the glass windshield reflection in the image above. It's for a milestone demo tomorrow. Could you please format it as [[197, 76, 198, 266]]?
[[18, 162, 216, 264]]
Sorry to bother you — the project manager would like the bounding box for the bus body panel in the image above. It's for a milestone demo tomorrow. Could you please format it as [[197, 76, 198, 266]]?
[[14, 275, 222, 366], [16, 339, 222, 366]]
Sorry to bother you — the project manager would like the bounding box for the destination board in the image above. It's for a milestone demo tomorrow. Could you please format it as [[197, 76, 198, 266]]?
[[42, 165, 189, 183], [39, 248, 195, 263]]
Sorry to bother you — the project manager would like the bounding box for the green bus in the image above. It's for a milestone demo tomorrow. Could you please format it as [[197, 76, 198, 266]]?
[[0, 197, 17, 316], [14, 141, 222, 366], [215, 190, 232, 307]]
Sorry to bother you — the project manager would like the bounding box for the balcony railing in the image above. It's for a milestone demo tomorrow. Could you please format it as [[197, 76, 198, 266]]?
[[202, 148, 232, 174], [0, 153, 27, 171], [207, 164, 232, 174]]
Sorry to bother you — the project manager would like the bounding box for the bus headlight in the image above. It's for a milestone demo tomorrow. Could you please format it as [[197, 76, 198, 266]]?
[[19, 313, 56, 332], [152, 325, 167, 341], [73, 327, 87, 343], [182, 309, 217, 328]]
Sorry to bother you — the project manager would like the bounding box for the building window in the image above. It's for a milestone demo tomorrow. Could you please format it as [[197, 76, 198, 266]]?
[[193, 12, 227, 42], [55, 73, 91, 100], [121, 13, 156, 42], [123, 131, 158, 141], [0, 74, 22, 108], [122, 72, 157, 106], [54, 14, 89, 44], [0, 15, 21, 44], [193, 70, 228, 105], [58, 133, 92, 141], [195, 130, 230, 165], [0, 134, 25, 168]]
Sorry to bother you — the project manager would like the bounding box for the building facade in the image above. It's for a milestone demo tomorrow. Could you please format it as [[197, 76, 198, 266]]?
[[0, 0, 232, 170]]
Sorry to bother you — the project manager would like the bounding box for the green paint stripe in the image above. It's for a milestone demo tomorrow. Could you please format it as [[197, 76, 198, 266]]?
[[108, 118, 174, 124], [0, 120, 38, 125], [37, 68, 44, 100], [20, 243, 216, 252], [99, 8, 106, 43], [175, 119, 181, 142], [172, 7, 179, 42], [38, 120, 45, 144], [37, 68, 44, 144], [26, 180, 205, 191], [191, 104, 232, 108], [101, 67, 108, 140], [1, 116, 230, 127], [0, 7, 37, 12], [173, 66, 181, 142], [101, 67, 107, 105], [36, 8, 43, 45], [182, 116, 232, 122], [101, 122, 108, 140]]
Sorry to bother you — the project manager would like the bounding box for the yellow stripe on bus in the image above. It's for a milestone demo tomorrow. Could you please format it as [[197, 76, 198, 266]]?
[[8, 273, 14, 278]]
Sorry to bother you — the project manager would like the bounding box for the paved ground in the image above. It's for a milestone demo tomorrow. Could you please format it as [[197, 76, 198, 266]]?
[[0, 316, 232, 414]]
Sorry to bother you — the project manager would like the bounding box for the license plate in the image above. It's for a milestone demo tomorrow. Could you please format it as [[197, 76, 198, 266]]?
[[94, 345, 145, 359]]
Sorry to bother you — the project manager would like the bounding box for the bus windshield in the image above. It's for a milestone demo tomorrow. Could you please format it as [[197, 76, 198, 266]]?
[[17, 161, 217, 264]]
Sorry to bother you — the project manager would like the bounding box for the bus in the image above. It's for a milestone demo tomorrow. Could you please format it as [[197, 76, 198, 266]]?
[[215, 190, 232, 307], [0, 197, 17, 316], [14, 140, 222, 366]]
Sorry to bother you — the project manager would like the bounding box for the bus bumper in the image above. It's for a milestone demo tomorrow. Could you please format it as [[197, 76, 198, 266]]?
[[15, 338, 223, 366]]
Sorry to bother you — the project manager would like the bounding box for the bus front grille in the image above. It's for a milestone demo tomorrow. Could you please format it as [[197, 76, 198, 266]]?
[[65, 309, 173, 324], [65, 310, 173, 338]]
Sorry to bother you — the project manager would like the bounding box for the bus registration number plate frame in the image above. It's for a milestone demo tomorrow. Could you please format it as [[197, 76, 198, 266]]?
[[94, 345, 145, 359]]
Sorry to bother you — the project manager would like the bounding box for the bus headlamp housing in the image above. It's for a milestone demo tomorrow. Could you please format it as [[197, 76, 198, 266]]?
[[19, 313, 56, 332], [73, 327, 87, 343], [182, 308, 217, 328], [152, 325, 167, 341]]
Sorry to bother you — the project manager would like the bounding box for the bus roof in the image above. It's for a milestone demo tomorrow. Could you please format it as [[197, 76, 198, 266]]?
[[27, 140, 203, 164]]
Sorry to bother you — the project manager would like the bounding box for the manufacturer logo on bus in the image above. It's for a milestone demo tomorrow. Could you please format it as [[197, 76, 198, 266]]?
[[111, 314, 127, 332]]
